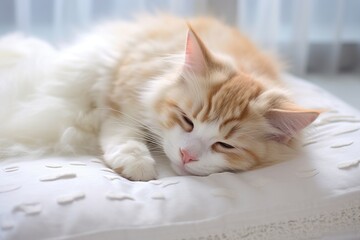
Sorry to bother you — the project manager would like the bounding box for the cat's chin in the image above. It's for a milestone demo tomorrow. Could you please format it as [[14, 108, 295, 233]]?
[[170, 163, 210, 176], [171, 163, 192, 176]]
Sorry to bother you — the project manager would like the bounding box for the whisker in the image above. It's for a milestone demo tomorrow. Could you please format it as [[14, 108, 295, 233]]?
[[96, 107, 162, 136], [117, 125, 161, 140]]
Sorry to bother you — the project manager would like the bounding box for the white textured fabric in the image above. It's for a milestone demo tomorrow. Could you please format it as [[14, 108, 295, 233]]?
[[1, 76, 360, 240]]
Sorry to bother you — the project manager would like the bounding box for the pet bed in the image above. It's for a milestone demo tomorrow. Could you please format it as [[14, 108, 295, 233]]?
[[1, 74, 360, 238]]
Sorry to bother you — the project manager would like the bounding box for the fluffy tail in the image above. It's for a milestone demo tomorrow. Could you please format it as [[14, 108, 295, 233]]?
[[0, 34, 99, 159]]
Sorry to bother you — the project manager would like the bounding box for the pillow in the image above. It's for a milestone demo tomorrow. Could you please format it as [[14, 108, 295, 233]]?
[[1, 77, 360, 239]]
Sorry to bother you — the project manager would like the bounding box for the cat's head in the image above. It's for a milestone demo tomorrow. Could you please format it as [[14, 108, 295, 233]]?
[[149, 27, 320, 176]]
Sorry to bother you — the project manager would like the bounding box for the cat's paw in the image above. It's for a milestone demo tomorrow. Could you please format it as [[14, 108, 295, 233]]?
[[104, 140, 157, 181]]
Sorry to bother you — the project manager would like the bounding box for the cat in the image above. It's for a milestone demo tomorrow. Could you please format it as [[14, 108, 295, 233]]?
[[0, 15, 320, 181]]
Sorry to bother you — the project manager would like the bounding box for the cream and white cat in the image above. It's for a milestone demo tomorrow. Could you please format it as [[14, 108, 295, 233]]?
[[0, 15, 320, 181]]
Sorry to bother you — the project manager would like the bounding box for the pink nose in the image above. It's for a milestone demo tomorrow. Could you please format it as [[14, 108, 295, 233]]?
[[180, 148, 198, 164]]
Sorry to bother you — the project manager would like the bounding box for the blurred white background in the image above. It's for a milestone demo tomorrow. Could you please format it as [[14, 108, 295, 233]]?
[[0, 0, 359, 108]]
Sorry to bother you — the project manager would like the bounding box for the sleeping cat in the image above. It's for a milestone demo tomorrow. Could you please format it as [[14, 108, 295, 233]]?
[[0, 15, 320, 181]]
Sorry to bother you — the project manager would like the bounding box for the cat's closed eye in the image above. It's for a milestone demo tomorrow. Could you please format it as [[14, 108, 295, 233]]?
[[215, 142, 235, 149], [181, 114, 194, 132]]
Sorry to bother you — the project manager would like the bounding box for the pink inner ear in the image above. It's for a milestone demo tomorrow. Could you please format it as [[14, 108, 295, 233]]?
[[266, 109, 320, 143], [184, 29, 207, 74]]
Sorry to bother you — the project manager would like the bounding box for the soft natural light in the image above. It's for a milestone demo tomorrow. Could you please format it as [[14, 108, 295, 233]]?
[[0, 0, 359, 75]]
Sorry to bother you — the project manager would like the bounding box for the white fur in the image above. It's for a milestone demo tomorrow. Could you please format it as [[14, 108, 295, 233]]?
[[104, 140, 156, 180], [0, 24, 160, 180], [0, 32, 114, 158]]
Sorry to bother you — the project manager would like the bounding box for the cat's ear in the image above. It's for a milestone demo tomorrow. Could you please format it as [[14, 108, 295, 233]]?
[[265, 106, 320, 144], [183, 26, 210, 75]]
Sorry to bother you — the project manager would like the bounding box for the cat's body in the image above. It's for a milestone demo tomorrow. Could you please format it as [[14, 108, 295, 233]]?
[[0, 15, 319, 180]]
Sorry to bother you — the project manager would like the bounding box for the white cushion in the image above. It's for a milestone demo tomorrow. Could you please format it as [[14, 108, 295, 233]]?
[[1, 75, 360, 240]]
